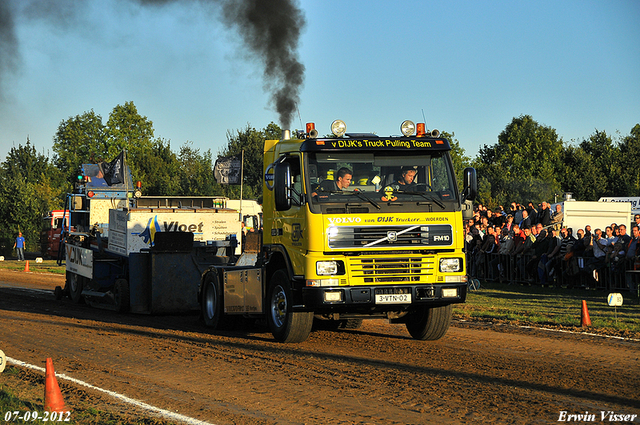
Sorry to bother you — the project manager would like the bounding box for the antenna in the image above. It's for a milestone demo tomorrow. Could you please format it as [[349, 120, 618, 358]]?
[[421, 109, 427, 130], [297, 108, 303, 131]]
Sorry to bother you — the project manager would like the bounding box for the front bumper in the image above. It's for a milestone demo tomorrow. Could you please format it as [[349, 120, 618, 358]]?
[[300, 283, 467, 313]]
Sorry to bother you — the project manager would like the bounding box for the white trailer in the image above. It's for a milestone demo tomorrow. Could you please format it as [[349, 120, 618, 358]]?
[[561, 200, 631, 233]]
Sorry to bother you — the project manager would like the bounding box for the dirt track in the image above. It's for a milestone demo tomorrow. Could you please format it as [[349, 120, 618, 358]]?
[[1, 269, 639, 424]]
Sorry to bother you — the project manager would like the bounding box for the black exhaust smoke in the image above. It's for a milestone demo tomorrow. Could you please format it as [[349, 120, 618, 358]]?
[[0, 0, 19, 101], [221, 0, 305, 130], [0, 0, 306, 128]]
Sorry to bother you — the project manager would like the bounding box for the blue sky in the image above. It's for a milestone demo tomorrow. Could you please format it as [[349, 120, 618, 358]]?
[[1, 0, 638, 163]]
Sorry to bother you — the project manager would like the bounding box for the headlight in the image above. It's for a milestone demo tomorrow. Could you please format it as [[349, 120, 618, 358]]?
[[317, 261, 339, 275], [400, 120, 416, 137], [331, 120, 347, 137], [439, 258, 461, 273], [323, 290, 343, 302], [442, 288, 458, 298]]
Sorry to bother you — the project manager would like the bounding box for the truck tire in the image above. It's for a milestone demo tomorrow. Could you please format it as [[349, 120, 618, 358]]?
[[266, 269, 313, 343], [67, 272, 84, 304], [405, 304, 452, 341], [201, 272, 224, 328], [114, 279, 130, 313]]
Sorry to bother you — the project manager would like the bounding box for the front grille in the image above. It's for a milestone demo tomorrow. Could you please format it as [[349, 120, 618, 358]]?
[[328, 224, 453, 249], [349, 256, 435, 284]]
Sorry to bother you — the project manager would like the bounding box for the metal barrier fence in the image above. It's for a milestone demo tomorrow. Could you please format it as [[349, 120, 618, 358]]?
[[468, 250, 639, 294]]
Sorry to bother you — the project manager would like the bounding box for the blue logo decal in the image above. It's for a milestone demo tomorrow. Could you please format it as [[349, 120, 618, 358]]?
[[139, 216, 161, 245]]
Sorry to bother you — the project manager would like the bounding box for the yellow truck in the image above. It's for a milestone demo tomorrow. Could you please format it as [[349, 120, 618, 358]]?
[[200, 120, 477, 343]]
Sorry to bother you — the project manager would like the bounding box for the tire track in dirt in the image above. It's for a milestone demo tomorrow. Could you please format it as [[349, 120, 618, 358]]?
[[1, 272, 639, 424]]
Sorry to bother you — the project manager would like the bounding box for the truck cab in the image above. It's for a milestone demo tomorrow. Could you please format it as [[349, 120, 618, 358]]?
[[40, 210, 72, 259], [230, 120, 477, 342]]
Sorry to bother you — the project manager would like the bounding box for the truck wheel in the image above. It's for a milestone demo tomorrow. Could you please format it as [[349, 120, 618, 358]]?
[[405, 304, 453, 341], [202, 273, 223, 328], [267, 270, 313, 343], [114, 279, 130, 313], [67, 272, 84, 304]]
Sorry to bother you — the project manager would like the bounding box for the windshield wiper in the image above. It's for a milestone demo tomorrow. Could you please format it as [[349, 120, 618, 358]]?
[[314, 189, 380, 210], [402, 191, 446, 209], [344, 190, 381, 210]]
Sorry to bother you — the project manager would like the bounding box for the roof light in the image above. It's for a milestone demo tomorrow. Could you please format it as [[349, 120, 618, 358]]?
[[416, 123, 426, 137], [306, 122, 318, 139], [331, 120, 347, 137], [134, 181, 142, 198], [87, 191, 95, 198], [400, 120, 415, 137]]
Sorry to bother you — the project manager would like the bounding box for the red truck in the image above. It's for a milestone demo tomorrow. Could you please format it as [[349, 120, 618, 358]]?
[[40, 210, 72, 259]]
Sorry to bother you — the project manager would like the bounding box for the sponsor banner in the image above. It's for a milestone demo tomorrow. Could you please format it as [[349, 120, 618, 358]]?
[[109, 208, 128, 233], [65, 245, 93, 279], [323, 213, 455, 250], [107, 209, 242, 256], [107, 229, 127, 256], [325, 214, 451, 226], [303, 138, 450, 151], [599, 196, 640, 211]]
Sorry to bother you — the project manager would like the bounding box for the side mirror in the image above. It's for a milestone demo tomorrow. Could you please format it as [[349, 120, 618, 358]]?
[[462, 200, 474, 220], [462, 167, 477, 201], [274, 161, 292, 211]]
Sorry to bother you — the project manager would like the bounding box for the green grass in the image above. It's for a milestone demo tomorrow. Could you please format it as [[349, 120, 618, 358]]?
[[0, 366, 174, 424], [454, 281, 640, 336], [0, 259, 65, 275], [0, 369, 43, 424]]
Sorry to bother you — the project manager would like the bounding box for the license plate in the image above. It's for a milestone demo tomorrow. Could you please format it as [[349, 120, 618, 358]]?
[[375, 293, 411, 304]]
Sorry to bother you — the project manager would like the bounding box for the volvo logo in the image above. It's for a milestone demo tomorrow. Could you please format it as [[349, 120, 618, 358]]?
[[264, 163, 275, 190], [387, 231, 397, 242]]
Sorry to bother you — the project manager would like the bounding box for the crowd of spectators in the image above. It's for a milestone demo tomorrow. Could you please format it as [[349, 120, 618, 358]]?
[[466, 202, 640, 293]]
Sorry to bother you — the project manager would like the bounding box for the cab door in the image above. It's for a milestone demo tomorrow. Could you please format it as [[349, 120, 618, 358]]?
[[273, 155, 307, 274]]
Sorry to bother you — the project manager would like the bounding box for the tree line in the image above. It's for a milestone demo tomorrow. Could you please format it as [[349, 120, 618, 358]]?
[[0, 102, 637, 254], [0, 101, 275, 254], [474, 115, 640, 208]]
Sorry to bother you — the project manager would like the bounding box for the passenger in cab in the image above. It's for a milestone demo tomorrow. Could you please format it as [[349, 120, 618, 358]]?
[[397, 166, 417, 186]]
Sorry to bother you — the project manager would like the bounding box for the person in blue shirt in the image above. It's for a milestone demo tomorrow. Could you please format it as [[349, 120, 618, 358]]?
[[13, 232, 25, 261]]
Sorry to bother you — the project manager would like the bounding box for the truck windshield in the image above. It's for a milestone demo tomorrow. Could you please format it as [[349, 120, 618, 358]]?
[[306, 152, 457, 209]]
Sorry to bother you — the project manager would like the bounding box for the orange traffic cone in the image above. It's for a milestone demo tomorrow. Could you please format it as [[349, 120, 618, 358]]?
[[44, 358, 66, 412], [24, 260, 30, 272], [581, 300, 592, 327]]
